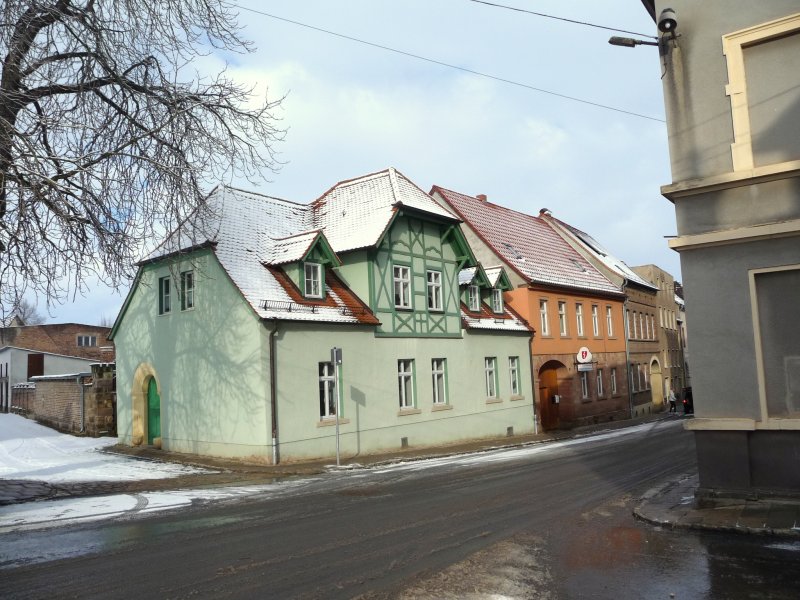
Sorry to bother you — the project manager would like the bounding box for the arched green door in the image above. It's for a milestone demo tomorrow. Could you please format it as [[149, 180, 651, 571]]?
[[147, 377, 161, 445]]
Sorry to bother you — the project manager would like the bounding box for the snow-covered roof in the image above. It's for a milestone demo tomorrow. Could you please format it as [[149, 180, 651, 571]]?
[[312, 168, 458, 253], [142, 186, 377, 325], [434, 187, 622, 296], [484, 267, 504, 288], [268, 230, 332, 266], [459, 267, 478, 286]]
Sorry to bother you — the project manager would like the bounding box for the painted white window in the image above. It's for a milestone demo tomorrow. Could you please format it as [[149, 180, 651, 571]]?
[[611, 368, 618, 395], [626, 310, 632, 339], [580, 371, 589, 399], [639, 313, 645, 340], [485, 357, 498, 398], [591, 305, 600, 337], [181, 270, 195, 310], [158, 276, 171, 315], [427, 270, 442, 311], [606, 306, 614, 337], [319, 362, 337, 418], [644, 364, 650, 390], [509, 356, 520, 396], [393, 266, 411, 309], [304, 263, 322, 299], [576, 303, 585, 337], [540, 300, 550, 336], [558, 301, 568, 336], [630, 364, 637, 392], [659, 307, 664, 327], [77, 335, 97, 347], [398, 359, 415, 408], [432, 358, 447, 404], [596, 368, 604, 397], [632, 311, 638, 339], [468, 285, 480, 312], [637, 363, 643, 390], [491, 289, 504, 314]]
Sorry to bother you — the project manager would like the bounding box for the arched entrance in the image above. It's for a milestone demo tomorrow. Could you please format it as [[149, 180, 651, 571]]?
[[131, 363, 161, 447], [650, 358, 664, 410], [538, 360, 567, 430], [146, 377, 161, 445]]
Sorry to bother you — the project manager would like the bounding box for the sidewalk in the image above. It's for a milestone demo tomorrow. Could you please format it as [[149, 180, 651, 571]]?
[[634, 472, 800, 538], [1, 412, 678, 506]]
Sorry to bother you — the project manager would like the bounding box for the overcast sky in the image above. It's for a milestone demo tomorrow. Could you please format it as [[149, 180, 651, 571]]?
[[42, 0, 677, 324]]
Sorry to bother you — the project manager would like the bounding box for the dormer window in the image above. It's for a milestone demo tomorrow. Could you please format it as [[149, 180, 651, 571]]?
[[304, 263, 323, 299], [468, 285, 480, 312], [491, 288, 504, 314]]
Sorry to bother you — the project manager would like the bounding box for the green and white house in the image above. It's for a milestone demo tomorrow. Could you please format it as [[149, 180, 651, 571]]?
[[111, 168, 535, 462]]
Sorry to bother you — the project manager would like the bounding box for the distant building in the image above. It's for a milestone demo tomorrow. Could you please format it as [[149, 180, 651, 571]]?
[[0, 323, 114, 413], [432, 187, 629, 430], [643, 1, 800, 494]]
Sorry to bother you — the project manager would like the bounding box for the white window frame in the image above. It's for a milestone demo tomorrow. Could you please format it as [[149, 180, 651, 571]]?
[[591, 305, 600, 337], [432, 358, 447, 405], [596, 368, 604, 397], [580, 371, 589, 399], [722, 13, 800, 172], [509, 356, 520, 396], [558, 301, 568, 336], [611, 367, 618, 395], [468, 285, 480, 312], [540, 299, 550, 336], [77, 335, 97, 347], [491, 288, 504, 314], [630, 364, 637, 392], [393, 265, 411, 309], [576, 303, 585, 337], [427, 270, 443, 312], [398, 359, 415, 408], [158, 276, 171, 315], [484, 357, 498, 398], [181, 269, 195, 310], [606, 306, 614, 337], [304, 263, 323, 299], [319, 362, 337, 419]]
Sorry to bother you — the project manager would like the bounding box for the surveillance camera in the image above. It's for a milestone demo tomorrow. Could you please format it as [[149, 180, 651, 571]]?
[[658, 8, 677, 33]]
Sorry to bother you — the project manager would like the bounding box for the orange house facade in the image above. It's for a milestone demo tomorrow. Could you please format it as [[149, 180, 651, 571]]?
[[432, 187, 630, 430]]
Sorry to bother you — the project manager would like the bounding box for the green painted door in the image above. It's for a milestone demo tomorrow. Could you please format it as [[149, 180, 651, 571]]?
[[147, 377, 161, 445]]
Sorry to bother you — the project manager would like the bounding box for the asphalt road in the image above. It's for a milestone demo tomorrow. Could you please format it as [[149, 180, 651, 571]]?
[[3, 420, 800, 599]]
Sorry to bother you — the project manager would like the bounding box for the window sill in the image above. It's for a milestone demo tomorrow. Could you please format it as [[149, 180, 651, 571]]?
[[395, 306, 413, 311], [398, 408, 421, 416], [581, 397, 592, 403], [432, 403, 453, 412], [510, 395, 525, 402], [486, 397, 503, 404], [317, 417, 351, 428]]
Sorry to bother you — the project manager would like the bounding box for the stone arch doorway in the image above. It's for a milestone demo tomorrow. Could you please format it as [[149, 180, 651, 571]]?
[[538, 360, 567, 430], [131, 363, 162, 447], [650, 358, 664, 410]]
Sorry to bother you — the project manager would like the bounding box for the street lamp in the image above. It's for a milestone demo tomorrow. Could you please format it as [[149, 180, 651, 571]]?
[[608, 36, 659, 48]]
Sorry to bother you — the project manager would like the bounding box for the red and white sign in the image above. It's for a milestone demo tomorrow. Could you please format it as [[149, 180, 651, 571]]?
[[576, 347, 592, 364]]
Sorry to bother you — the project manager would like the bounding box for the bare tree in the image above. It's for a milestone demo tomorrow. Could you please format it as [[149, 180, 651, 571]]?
[[3, 298, 45, 325], [0, 0, 283, 310]]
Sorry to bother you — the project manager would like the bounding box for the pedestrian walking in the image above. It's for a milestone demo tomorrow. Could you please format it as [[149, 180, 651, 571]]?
[[669, 389, 677, 413]]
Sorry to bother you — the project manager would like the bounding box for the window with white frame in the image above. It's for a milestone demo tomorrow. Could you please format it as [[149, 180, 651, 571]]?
[[632, 311, 639, 339], [611, 367, 618, 395], [596, 368, 604, 397], [540, 299, 550, 336], [591, 305, 600, 337], [626, 310, 632, 339], [509, 356, 520, 396], [644, 364, 650, 390], [639, 313, 645, 340], [606, 306, 614, 337], [630, 364, 637, 392], [158, 276, 171, 315], [427, 270, 442, 311], [398, 359, 415, 408], [319, 362, 337, 418], [576, 303, 585, 337], [558, 301, 568, 336], [304, 263, 323, 299], [431, 358, 447, 404], [580, 371, 589, 399], [393, 265, 411, 309], [484, 357, 498, 398], [637, 363, 643, 390], [468, 285, 480, 312], [491, 288, 504, 314], [181, 270, 195, 310], [77, 335, 97, 347]]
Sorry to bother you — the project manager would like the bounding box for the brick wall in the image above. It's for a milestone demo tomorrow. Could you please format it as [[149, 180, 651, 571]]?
[[34, 377, 83, 432], [11, 383, 35, 416]]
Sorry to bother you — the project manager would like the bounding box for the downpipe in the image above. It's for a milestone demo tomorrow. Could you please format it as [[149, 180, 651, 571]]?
[[268, 320, 280, 465]]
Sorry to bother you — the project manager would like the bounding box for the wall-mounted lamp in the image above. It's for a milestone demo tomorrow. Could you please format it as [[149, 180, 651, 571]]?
[[608, 36, 658, 48]]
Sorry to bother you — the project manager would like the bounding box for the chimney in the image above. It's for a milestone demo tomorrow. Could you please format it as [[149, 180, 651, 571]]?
[[476, 194, 487, 202]]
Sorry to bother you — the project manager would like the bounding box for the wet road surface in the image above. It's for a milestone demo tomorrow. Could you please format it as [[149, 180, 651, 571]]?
[[2, 420, 799, 599]]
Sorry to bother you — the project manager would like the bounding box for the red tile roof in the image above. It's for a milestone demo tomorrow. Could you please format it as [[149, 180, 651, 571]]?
[[432, 187, 623, 297], [0, 324, 115, 361]]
